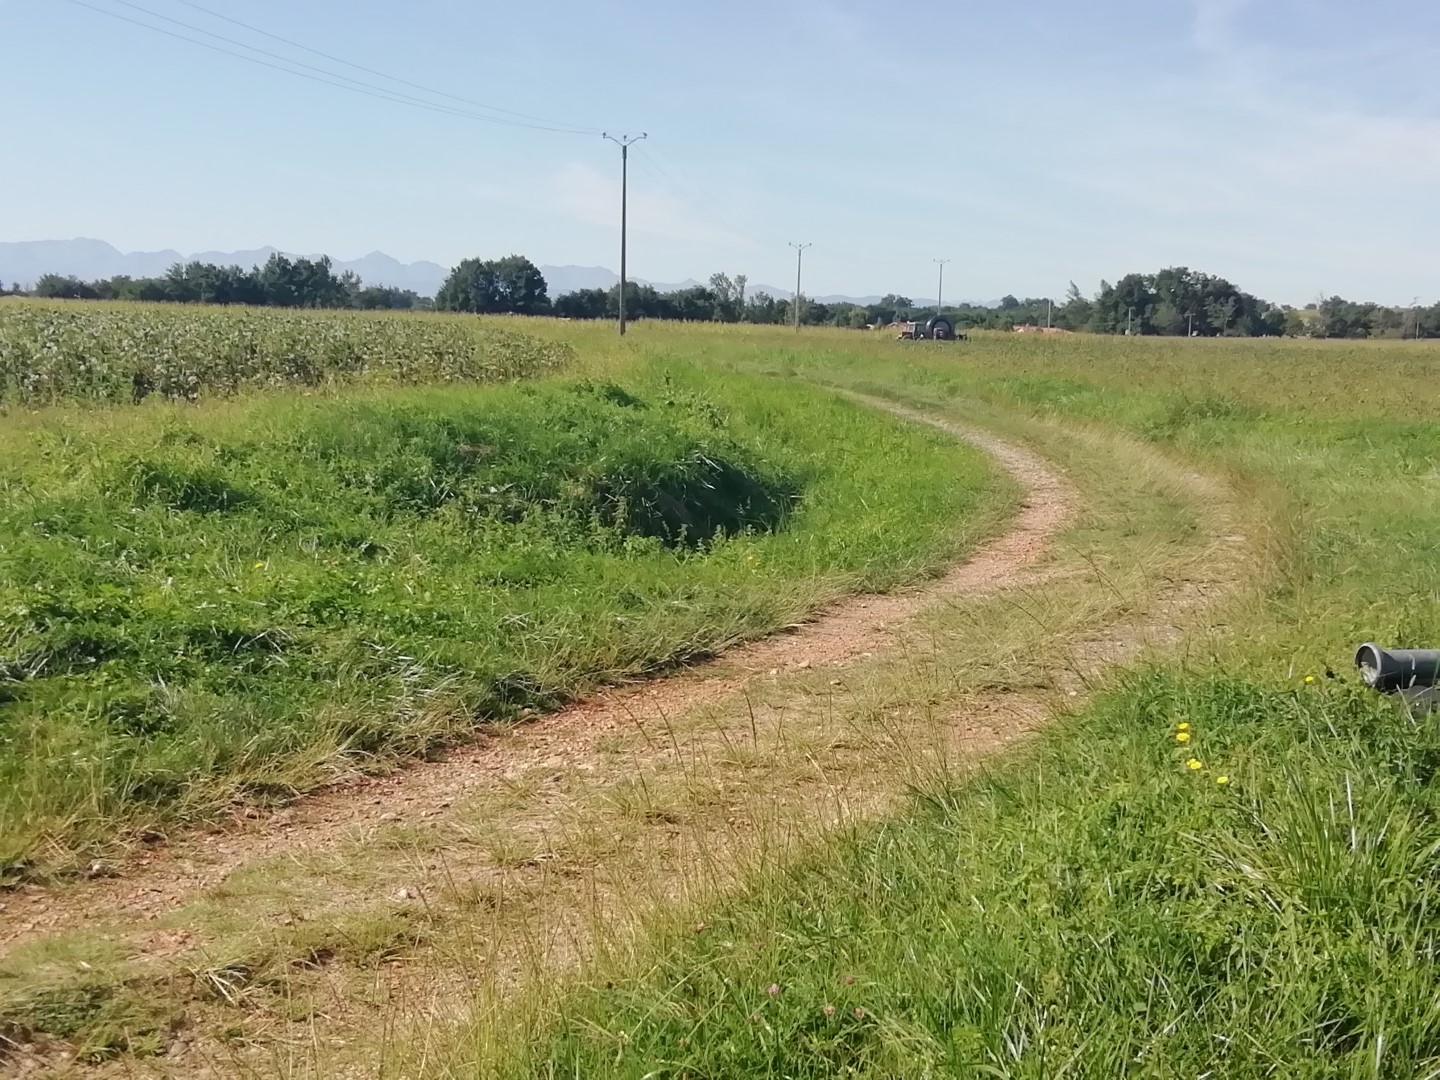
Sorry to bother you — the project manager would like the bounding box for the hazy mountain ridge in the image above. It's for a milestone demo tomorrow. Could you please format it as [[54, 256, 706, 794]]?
[[0, 240, 450, 297], [0, 239, 978, 306]]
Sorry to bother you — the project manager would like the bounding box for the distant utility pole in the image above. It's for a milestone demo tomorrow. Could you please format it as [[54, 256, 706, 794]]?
[[602, 131, 647, 336], [1127, 306, 1134, 335], [789, 242, 812, 332], [1046, 298, 1053, 328], [933, 258, 950, 314], [1414, 296, 1423, 341], [1187, 312, 1195, 337]]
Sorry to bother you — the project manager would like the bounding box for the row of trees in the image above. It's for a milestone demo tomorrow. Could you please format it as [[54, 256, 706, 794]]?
[[1299, 296, 1440, 340], [25, 255, 429, 310], [879, 272, 1440, 340], [8, 254, 1437, 339], [1055, 269, 1286, 337]]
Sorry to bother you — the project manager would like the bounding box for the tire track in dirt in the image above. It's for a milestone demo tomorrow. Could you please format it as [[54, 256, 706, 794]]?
[[0, 403, 1075, 953]]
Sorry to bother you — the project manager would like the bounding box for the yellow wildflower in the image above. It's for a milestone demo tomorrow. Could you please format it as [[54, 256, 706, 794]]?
[[252, 561, 265, 570], [1304, 675, 1316, 684], [1176, 731, 1191, 743], [1187, 758, 1204, 771], [1216, 775, 1230, 785]]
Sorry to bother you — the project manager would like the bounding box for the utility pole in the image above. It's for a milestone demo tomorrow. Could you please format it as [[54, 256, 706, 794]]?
[[1126, 306, 1134, 335], [602, 132, 647, 336], [1187, 312, 1195, 337], [789, 242, 811, 332], [1046, 298, 1052, 328], [1413, 296, 1423, 341], [933, 258, 950, 314]]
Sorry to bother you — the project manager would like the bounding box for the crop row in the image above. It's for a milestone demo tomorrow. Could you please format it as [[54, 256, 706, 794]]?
[[0, 301, 572, 405]]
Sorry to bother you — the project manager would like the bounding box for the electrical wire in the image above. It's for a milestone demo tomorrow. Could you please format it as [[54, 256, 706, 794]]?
[[645, 146, 729, 215], [631, 145, 764, 254], [165, 0, 599, 132], [62, 0, 596, 134]]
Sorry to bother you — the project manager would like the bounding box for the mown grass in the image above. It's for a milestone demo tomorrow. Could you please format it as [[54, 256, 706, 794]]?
[[474, 326, 1440, 1077], [0, 355, 1008, 878]]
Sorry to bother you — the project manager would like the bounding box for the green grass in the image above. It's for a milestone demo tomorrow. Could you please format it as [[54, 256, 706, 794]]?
[[530, 676, 1440, 1077], [0, 355, 1008, 877], [473, 326, 1440, 1077]]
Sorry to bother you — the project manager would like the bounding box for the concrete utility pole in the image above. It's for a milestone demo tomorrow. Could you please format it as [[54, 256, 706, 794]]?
[[1187, 312, 1195, 337], [602, 132, 647, 336], [1046, 298, 1052, 328], [1414, 296, 1424, 341], [1127, 306, 1134, 335], [789, 242, 812, 332], [933, 258, 950, 314]]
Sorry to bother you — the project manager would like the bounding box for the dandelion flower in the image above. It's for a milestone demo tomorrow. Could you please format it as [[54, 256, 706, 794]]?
[[1304, 675, 1316, 684], [1216, 775, 1230, 785], [252, 561, 265, 570], [1176, 731, 1191, 743], [1177, 722, 1190, 731], [1187, 758, 1204, 771]]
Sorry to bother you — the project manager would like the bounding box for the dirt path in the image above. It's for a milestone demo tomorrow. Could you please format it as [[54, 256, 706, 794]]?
[[1, 400, 1250, 1078], [1, 405, 1073, 952]]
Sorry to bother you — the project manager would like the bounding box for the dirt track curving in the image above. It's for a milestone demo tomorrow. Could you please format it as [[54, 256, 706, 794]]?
[[2, 397, 1254, 1078], [1, 402, 1075, 952]]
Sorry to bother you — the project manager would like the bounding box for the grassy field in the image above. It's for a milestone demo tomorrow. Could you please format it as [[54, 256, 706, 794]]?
[[5, 312, 1440, 1076], [0, 308, 1009, 880], [457, 326, 1440, 1077]]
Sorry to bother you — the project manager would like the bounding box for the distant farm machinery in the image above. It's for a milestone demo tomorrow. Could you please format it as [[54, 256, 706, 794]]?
[[894, 315, 967, 342]]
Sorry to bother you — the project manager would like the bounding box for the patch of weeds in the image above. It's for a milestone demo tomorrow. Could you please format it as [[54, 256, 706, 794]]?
[[0, 981, 181, 1062]]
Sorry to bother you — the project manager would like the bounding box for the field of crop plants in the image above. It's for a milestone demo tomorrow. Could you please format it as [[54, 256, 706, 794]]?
[[0, 301, 572, 404], [2, 302, 1439, 1077]]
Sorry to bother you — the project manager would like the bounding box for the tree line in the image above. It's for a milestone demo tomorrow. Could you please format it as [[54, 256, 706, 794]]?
[[17, 254, 430, 310], [5, 255, 1437, 339]]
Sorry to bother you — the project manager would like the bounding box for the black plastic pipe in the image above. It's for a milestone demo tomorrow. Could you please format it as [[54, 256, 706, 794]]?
[[1355, 643, 1440, 693]]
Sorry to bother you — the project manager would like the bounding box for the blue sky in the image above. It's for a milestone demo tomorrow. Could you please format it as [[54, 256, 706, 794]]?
[[3, 0, 1437, 304]]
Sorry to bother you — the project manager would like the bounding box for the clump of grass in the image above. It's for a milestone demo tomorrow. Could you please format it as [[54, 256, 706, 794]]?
[[0, 979, 181, 1063], [0, 359, 1003, 874]]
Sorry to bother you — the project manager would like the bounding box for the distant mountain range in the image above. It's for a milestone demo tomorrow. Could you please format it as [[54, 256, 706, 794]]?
[[0, 239, 453, 297], [0, 239, 962, 307]]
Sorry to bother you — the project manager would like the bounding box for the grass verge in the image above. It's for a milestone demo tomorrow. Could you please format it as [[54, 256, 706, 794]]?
[[0, 357, 1009, 877], [460, 325, 1440, 1077]]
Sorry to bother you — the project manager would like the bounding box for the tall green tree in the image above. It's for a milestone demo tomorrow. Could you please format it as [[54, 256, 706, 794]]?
[[437, 255, 549, 314]]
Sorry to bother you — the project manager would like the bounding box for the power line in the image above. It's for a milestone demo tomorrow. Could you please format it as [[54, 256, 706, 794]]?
[[165, 0, 600, 131], [62, 0, 595, 134], [98, 0, 592, 132], [630, 146, 731, 226], [644, 145, 733, 223]]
